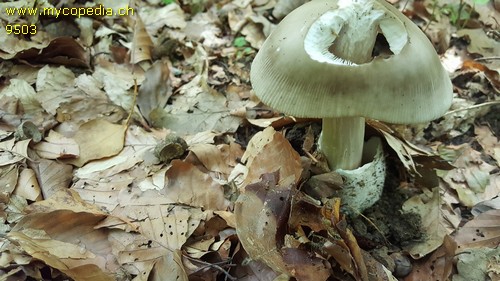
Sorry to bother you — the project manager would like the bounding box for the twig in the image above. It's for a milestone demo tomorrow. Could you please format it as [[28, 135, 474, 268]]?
[[443, 101, 500, 116], [474, 57, 500, 61], [303, 149, 319, 163], [125, 79, 138, 127], [183, 255, 237, 280]]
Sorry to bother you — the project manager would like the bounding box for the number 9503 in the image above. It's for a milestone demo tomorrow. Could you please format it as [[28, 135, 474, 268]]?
[[6, 24, 37, 35]]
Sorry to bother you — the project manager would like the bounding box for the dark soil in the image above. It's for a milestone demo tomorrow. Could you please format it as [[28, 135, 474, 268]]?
[[349, 160, 423, 249], [284, 121, 425, 251], [479, 105, 500, 136]]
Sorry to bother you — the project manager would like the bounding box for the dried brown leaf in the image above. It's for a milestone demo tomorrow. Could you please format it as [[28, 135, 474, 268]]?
[[289, 193, 327, 232], [149, 251, 189, 281], [0, 29, 49, 60], [8, 209, 118, 281], [27, 189, 105, 215], [334, 218, 369, 281], [462, 60, 500, 92], [323, 241, 356, 277], [457, 29, 500, 60], [64, 119, 126, 167], [33, 159, 72, 199], [0, 79, 41, 113], [4, 194, 28, 224], [0, 139, 31, 165], [164, 160, 229, 210], [0, 164, 19, 196], [139, 3, 186, 36], [35, 65, 77, 115], [11, 37, 88, 67], [114, 204, 206, 251], [282, 248, 331, 281], [150, 68, 241, 134], [439, 145, 499, 207], [137, 60, 172, 122], [453, 247, 500, 281], [475, 125, 500, 165], [131, 15, 153, 64], [402, 188, 449, 258], [33, 130, 79, 159], [472, 197, 500, 216], [92, 59, 145, 109], [13, 168, 41, 202], [464, 0, 500, 28], [189, 142, 243, 177], [240, 127, 302, 187], [454, 209, 500, 252], [368, 120, 432, 174], [235, 172, 292, 276], [404, 235, 456, 281]]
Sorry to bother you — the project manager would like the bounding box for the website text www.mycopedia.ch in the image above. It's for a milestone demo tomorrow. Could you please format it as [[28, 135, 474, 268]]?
[[4, 5, 134, 18]]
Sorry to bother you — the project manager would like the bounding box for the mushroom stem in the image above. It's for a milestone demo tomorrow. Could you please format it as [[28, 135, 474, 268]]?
[[319, 117, 365, 170], [317, 0, 382, 170]]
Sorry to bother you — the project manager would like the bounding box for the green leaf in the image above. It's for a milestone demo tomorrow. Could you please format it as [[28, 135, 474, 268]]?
[[162, 0, 174, 5], [473, 0, 489, 4], [233, 37, 247, 48]]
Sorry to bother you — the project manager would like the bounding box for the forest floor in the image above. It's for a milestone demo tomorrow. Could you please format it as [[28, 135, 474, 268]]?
[[0, 0, 499, 280]]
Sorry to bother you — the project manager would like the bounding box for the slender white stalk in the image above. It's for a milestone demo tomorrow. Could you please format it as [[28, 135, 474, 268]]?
[[319, 117, 365, 170], [310, 0, 394, 170]]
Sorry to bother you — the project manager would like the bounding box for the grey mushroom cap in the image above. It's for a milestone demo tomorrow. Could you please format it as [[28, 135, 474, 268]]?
[[250, 0, 453, 124]]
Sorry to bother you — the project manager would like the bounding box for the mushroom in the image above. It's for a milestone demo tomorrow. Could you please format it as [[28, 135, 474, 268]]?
[[250, 0, 453, 171]]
